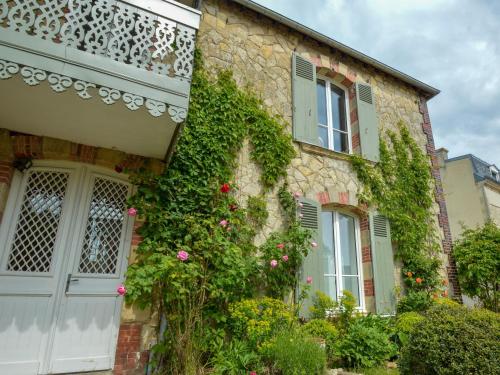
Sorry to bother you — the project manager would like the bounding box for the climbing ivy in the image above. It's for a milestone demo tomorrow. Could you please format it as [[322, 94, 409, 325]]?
[[351, 122, 442, 311], [124, 52, 301, 374]]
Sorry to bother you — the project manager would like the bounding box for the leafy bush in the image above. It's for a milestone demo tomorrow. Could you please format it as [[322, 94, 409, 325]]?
[[453, 221, 500, 312], [396, 290, 433, 313], [211, 340, 261, 375], [399, 304, 500, 375], [395, 311, 424, 347], [262, 331, 327, 375], [337, 315, 397, 369], [229, 297, 295, 349], [301, 319, 339, 361], [309, 291, 337, 320]]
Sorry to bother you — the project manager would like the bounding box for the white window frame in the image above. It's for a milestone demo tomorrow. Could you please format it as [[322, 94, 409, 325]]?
[[317, 76, 352, 154], [322, 210, 365, 311]]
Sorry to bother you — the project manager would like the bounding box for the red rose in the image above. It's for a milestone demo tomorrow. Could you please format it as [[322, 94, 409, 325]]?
[[220, 183, 230, 193], [415, 277, 423, 284]]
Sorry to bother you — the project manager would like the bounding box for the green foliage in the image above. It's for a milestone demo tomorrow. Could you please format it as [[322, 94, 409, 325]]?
[[262, 330, 327, 375], [211, 340, 262, 375], [396, 290, 433, 313], [395, 312, 424, 347], [228, 297, 295, 350], [337, 315, 397, 369], [453, 221, 500, 312], [300, 319, 339, 361], [351, 122, 442, 303], [259, 186, 312, 298], [309, 291, 337, 320], [399, 304, 500, 375], [124, 53, 296, 373], [246, 195, 269, 230]]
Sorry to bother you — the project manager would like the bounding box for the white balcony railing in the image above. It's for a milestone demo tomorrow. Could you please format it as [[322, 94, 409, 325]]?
[[0, 0, 200, 121]]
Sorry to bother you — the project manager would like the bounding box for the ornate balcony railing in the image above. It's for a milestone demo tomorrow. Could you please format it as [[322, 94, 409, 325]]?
[[0, 0, 200, 121]]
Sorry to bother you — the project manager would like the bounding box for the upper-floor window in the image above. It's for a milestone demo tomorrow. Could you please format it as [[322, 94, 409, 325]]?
[[490, 166, 499, 182], [316, 79, 351, 153]]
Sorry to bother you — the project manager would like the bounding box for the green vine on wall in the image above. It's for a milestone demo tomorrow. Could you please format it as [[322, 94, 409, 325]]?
[[350, 122, 443, 312], [123, 52, 310, 374]]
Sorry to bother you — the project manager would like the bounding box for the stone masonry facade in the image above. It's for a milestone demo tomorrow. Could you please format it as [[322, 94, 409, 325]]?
[[197, 0, 458, 303]]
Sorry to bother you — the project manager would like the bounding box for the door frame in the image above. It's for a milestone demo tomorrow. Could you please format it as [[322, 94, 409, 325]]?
[[0, 160, 135, 374]]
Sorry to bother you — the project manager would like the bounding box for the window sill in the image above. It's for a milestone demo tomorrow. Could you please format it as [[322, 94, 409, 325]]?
[[297, 141, 352, 162]]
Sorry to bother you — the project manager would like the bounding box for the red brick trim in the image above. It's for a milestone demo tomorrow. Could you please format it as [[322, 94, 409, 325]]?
[[419, 97, 461, 300], [0, 161, 13, 186], [361, 245, 372, 263], [114, 323, 148, 375], [12, 135, 43, 158], [364, 279, 374, 297]]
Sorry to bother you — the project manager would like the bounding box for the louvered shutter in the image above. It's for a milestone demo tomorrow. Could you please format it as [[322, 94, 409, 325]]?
[[297, 197, 323, 318], [369, 212, 396, 314], [356, 82, 380, 162], [292, 53, 318, 145]]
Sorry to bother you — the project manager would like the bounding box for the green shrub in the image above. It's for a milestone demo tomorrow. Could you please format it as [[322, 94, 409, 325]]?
[[337, 315, 397, 369], [262, 330, 327, 375], [396, 290, 433, 313], [301, 319, 339, 361], [399, 304, 500, 375], [309, 291, 337, 320], [395, 311, 424, 347], [211, 340, 262, 375], [229, 297, 295, 349]]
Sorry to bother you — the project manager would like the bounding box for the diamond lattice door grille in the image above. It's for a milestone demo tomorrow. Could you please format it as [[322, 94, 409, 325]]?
[[7, 171, 70, 273], [78, 177, 130, 275]]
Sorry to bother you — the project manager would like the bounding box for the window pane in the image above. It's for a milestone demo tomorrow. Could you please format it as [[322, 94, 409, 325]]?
[[339, 213, 358, 275], [317, 80, 327, 125], [318, 126, 329, 148], [342, 276, 360, 306], [321, 212, 335, 275], [325, 276, 338, 301], [330, 85, 347, 131], [333, 130, 349, 153]]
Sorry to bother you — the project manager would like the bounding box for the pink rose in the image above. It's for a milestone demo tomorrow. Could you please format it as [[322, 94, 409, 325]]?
[[293, 192, 301, 198], [219, 219, 228, 227], [306, 276, 313, 284], [250, 372, 257, 375], [282, 255, 289, 262], [276, 243, 285, 249], [311, 241, 318, 248], [127, 207, 137, 216], [117, 284, 126, 296], [177, 250, 189, 262], [270, 259, 278, 268]]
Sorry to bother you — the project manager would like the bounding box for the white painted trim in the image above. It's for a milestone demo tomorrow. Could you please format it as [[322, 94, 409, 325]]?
[[122, 0, 201, 28], [317, 75, 352, 154]]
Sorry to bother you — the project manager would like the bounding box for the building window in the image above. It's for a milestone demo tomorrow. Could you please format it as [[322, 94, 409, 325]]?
[[316, 78, 351, 153], [490, 166, 499, 182], [321, 211, 363, 308]]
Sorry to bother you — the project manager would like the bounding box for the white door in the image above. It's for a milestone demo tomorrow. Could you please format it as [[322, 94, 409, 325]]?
[[0, 162, 133, 375]]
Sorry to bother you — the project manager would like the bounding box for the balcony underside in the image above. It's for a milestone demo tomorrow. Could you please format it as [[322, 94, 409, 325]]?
[[0, 73, 179, 159]]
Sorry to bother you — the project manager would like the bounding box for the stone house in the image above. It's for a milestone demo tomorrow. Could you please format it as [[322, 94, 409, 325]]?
[[0, 0, 458, 374], [437, 150, 500, 239]]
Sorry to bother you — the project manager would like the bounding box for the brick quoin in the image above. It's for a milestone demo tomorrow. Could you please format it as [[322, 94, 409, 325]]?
[[364, 279, 374, 297], [114, 323, 148, 375], [419, 97, 461, 300]]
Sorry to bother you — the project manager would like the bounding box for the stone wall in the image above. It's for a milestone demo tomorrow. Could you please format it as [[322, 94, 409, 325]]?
[[197, 0, 455, 303]]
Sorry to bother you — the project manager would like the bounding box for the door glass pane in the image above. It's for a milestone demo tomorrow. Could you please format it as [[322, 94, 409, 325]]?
[[7, 171, 70, 273], [317, 80, 327, 125], [339, 213, 358, 275], [78, 177, 130, 275], [342, 276, 360, 306], [318, 125, 329, 148], [321, 212, 335, 275], [333, 130, 349, 153]]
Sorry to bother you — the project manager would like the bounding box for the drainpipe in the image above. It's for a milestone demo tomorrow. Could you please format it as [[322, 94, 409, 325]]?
[[146, 315, 168, 375]]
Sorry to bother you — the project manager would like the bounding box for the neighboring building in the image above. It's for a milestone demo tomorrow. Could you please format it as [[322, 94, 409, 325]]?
[[437, 149, 500, 239], [0, 0, 459, 374]]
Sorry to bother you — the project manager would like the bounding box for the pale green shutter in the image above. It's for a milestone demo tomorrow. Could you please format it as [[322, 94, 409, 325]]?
[[298, 197, 323, 318], [356, 82, 380, 162], [369, 212, 396, 314], [292, 53, 318, 145]]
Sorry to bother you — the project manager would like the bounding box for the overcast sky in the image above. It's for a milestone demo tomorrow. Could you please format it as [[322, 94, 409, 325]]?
[[254, 0, 500, 166]]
